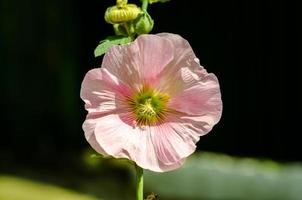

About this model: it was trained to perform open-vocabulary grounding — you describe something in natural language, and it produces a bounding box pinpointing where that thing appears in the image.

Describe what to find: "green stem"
[142,0,148,11]
[136,165,144,200]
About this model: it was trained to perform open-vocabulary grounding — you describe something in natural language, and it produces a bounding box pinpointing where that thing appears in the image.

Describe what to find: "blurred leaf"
[94,36,132,57]
[145,152,302,200]
[0,175,99,200]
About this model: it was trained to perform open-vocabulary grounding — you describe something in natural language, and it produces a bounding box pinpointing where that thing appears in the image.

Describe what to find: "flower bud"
[105,4,141,24]
[133,11,154,35]
[116,0,128,8]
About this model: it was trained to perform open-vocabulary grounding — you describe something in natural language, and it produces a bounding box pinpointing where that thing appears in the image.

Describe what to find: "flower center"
[128,85,170,126]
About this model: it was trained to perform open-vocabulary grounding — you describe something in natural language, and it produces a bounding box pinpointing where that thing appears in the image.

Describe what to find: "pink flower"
[80,33,222,172]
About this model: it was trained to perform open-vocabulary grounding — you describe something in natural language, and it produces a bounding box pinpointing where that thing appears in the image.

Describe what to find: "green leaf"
[0,175,100,200]
[94,36,132,57]
[145,152,302,200]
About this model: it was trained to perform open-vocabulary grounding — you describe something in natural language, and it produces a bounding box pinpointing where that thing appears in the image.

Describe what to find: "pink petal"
[84,112,191,172]
[169,67,222,121]
[150,114,218,170]
[80,68,132,114]
[151,123,196,165]
[92,113,169,172]
[83,114,109,156]
[157,33,198,70]
[135,35,174,80]
[153,33,206,93]
[102,35,174,88]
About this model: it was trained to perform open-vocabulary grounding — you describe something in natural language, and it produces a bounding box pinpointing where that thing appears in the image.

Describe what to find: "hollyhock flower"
[80,33,222,172]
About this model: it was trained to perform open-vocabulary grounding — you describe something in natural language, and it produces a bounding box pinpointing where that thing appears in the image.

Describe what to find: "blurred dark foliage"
[0,0,302,171]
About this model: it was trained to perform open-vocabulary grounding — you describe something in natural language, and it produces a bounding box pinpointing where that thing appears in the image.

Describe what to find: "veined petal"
[102,35,174,88]
[157,33,198,70]
[89,113,164,171]
[85,112,187,172]
[151,123,195,165]
[150,114,218,170]
[153,33,206,93]
[135,35,174,81]
[80,68,133,114]
[169,68,222,119]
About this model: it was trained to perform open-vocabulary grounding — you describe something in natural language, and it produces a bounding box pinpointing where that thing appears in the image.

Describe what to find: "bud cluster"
[104,0,154,37]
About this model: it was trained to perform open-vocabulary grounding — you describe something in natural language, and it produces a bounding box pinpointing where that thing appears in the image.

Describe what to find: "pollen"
[128,85,170,126]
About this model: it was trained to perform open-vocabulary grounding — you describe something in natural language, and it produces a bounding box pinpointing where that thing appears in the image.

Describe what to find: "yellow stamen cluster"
[128,86,170,126]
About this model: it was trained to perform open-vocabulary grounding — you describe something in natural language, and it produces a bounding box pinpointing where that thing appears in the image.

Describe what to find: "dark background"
[1,0,302,171]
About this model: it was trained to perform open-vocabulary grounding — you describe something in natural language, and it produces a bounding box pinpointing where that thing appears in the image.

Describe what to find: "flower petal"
[135,35,174,80]
[90,113,166,171]
[80,68,133,113]
[153,33,205,93]
[102,35,174,88]
[84,112,187,172]
[157,33,197,70]
[151,123,196,165]
[168,67,222,122]
[150,114,217,170]
[83,114,109,156]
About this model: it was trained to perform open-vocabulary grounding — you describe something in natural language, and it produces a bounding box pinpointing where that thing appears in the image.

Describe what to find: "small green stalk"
[136,165,144,200]
[142,0,149,11]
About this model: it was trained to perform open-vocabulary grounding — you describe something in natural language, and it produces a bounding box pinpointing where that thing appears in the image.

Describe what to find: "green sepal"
[90,153,135,166]
[94,35,132,57]
[113,24,128,36]
[133,11,154,35]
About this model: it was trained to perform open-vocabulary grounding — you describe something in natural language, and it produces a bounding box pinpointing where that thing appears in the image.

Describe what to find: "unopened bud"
[105,4,141,24]
[133,11,154,35]
[116,0,127,8]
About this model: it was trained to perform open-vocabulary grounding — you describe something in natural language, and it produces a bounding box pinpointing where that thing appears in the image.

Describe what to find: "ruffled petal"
[135,34,174,81]
[102,34,174,89]
[168,67,222,120]
[80,68,133,114]
[157,33,197,70]
[83,112,187,172]
[83,114,110,156]
[150,113,219,170]
[151,123,195,165]
[91,113,165,171]
[153,33,205,93]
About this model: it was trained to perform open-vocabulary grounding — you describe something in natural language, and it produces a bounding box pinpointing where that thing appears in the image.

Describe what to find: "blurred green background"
[1,0,302,199]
